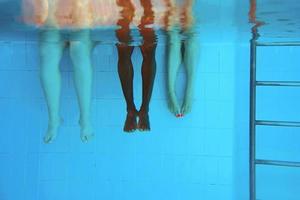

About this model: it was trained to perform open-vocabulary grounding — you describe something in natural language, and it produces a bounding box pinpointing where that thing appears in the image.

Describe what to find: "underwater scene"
[0,0,300,199]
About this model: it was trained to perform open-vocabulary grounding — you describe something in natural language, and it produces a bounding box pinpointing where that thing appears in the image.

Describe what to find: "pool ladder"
[249,39,300,200]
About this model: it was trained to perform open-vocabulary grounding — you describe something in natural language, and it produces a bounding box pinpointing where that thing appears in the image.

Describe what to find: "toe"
[87,134,94,141]
[81,133,94,143]
[43,135,52,144]
[81,135,88,143]
[182,103,192,115]
[139,125,150,132]
[80,133,94,143]
[43,137,49,144]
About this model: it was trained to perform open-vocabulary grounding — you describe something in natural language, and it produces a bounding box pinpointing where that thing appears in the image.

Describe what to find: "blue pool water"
[0,0,300,200]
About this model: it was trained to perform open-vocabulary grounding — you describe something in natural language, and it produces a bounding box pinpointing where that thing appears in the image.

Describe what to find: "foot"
[123,110,138,132]
[79,120,94,143]
[137,111,150,131]
[181,97,193,115]
[43,118,63,144]
[167,96,181,117]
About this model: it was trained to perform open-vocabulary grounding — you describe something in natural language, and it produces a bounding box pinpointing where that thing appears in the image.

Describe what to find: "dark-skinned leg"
[138,0,157,131]
[115,0,138,132]
[116,44,138,132]
[138,41,157,131]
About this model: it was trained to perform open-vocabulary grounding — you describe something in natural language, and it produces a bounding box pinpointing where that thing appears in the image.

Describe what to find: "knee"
[70,43,92,62]
[39,39,62,67]
[70,41,91,53]
[39,42,54,57]
[70,47,93,72]
[117,45,133,60]
[141,43,156,54]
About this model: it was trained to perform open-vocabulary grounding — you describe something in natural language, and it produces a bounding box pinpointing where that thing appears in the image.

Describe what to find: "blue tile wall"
[234,43,300,200]
[0,37,235,200]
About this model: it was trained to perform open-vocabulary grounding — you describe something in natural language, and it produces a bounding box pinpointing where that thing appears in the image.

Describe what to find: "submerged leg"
[116,44,137,132]
[181,32,199,115]
[69,31,94,142]
[115,0,138,132]
[137,0,157,131]
[167,30,182,116]
[138,42,157,131]
[39,30,65,143]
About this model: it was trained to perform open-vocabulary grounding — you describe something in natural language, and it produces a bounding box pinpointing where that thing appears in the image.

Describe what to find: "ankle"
[138,109,149,115]
[79,118,92,127]
[48,118,62,127]
[127,107,138,113]
[127,110,138,117]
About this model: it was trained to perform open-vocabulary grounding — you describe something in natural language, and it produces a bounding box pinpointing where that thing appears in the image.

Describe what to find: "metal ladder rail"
[249,40,300,200]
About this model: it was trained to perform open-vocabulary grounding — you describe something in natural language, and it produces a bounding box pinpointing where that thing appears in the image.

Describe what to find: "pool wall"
[0,35,237,200]
[3,0,300,199]
[234,25,300,200]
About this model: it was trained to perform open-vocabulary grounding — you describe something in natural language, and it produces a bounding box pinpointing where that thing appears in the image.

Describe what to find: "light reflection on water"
[1,0,202,45]
[248,0,300,41]
[0,0,299,42]
[0,0,201,45]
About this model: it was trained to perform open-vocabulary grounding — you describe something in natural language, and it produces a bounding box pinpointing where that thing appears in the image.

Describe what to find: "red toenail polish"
[176,114,180,118]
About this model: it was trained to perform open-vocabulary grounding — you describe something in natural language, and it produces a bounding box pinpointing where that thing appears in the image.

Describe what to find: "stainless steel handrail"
[256,159,300,168]
[256,42,300,46]
[249,39,300,200]
[256,81,300,87]
[255,120,300,127]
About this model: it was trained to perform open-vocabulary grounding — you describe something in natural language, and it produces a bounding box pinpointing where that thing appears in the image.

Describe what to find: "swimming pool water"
[0,0,300,200]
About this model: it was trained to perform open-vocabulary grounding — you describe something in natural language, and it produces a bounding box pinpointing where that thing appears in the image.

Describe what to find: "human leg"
[69,30,94,142]
[115,0,138,132]
[39,30,65,143]
[137,0,157,131]
[167,29,182,116]
[116,44,137,132]
[138,41,157,131]
[181,32,199,115]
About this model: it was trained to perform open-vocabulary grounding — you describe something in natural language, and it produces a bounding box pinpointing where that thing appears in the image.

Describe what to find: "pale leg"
[69,31,94,142]
[167,29,182,116]
[39,30,65,143]
[181,32,199,115]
